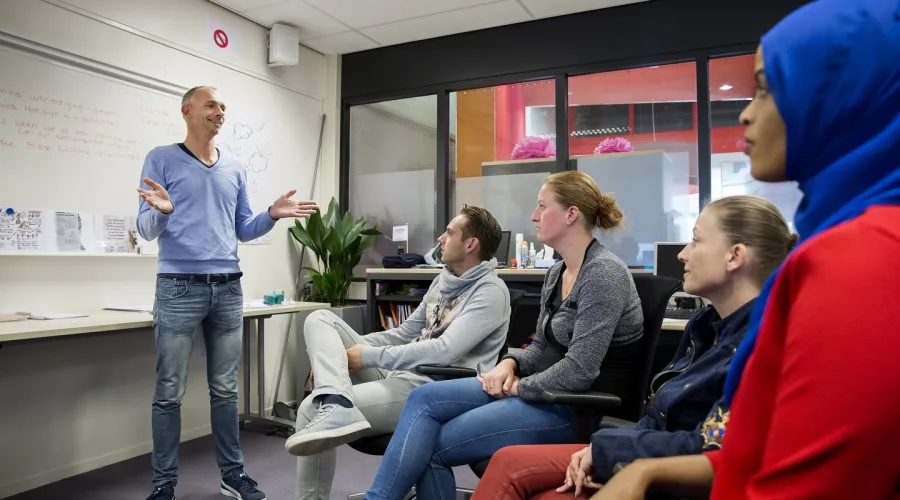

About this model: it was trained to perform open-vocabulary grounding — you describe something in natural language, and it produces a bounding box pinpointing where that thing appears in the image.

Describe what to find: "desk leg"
[238,315,297,433]
[242,318,251,417]
[257,317,265,418]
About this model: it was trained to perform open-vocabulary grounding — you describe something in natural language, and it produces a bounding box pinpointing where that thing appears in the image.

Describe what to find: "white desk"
[0,302,329,431]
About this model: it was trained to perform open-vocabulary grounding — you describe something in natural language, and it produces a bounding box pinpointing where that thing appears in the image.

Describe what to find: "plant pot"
[295,303,367,404]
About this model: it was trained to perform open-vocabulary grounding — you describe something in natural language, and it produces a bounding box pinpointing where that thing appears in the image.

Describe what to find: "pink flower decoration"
[594,137,635,154]
[510,136,556,160]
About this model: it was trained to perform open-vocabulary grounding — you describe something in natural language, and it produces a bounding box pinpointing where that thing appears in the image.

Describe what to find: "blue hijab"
[723,0,900,405]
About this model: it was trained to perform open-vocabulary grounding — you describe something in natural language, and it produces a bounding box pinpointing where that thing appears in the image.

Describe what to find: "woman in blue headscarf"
[589,1,900,499]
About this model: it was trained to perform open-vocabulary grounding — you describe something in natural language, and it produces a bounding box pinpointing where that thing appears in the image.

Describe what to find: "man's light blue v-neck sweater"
[137,144,276,274]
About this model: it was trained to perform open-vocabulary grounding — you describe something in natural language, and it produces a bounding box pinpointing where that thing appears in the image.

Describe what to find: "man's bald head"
[180,86,225,139]
[181,86,217,106]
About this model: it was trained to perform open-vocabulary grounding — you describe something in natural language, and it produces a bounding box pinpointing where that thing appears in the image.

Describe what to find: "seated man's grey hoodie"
[360,258,510,376]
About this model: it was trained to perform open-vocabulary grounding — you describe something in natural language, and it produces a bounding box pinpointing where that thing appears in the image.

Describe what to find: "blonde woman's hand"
[477,358,517,398]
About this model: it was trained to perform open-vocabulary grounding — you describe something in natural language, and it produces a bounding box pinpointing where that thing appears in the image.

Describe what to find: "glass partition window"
[451,79,557,265]
[568,63,699,268]
[348,96,437,275]
[709,55,801,231]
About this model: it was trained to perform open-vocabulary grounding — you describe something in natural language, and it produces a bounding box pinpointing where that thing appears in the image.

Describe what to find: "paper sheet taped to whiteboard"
[0,206,151,255]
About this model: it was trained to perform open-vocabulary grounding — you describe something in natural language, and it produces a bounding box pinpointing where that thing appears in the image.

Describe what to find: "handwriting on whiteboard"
[0,85,183,162]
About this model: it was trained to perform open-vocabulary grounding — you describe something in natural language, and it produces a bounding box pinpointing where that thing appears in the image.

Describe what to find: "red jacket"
[707,205,900,499]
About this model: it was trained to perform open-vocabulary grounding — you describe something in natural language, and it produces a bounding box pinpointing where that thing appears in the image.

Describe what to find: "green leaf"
[308,209,326,243]
[288,224,313,249]
[343,220,366,251]
[323,198,339,231]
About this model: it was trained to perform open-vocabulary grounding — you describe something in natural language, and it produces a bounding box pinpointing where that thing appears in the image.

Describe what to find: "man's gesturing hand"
[268,190,318,220]
[137,177,174,215]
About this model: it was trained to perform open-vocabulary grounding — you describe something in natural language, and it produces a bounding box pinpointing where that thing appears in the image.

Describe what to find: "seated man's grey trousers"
[295,310,431,500]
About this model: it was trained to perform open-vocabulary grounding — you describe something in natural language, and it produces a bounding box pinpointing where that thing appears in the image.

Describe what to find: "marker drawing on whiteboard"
[248,143,270,172]
[231,121,268,141]
[233,122,252,140]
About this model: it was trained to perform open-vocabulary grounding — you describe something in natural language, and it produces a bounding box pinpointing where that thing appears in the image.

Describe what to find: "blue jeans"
[151,275,244,486]
[365,378,575,500]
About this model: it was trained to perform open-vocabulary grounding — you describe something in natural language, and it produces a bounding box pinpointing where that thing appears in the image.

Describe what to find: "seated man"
[286,205,511,500]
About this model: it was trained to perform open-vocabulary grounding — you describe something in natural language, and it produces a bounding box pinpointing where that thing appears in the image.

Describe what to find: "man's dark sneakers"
[147,483,175,500]
[220,470,266,500]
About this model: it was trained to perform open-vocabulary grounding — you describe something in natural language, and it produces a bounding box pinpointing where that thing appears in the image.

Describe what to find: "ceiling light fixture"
[719,84,733,91]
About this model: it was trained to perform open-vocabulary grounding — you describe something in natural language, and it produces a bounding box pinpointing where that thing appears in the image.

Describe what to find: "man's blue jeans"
[365,378,575,500]
[151,275,244,487]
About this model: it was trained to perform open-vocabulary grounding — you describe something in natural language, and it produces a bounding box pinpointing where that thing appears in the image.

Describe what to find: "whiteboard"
[0,42,181,254]
[0,41,277,253]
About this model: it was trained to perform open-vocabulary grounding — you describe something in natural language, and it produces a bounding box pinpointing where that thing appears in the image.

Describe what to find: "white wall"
[0,0,333,497]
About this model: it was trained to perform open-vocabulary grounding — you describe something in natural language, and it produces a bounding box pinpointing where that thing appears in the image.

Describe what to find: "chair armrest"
[541,390,622,409]
[597,416,637,430]
[416,365,478,378]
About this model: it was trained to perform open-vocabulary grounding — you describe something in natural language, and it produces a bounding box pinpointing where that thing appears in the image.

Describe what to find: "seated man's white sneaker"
[285,403,371,456]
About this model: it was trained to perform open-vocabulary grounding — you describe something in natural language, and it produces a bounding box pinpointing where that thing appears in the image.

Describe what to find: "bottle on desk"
[527,243,536,269]
[514,233,524,269]
[519,240,529,269]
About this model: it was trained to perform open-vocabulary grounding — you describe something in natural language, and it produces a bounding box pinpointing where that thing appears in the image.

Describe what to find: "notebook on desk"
[15,311,89,320]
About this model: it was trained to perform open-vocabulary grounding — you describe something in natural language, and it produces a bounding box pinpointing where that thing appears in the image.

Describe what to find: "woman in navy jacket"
[470,195,796,500]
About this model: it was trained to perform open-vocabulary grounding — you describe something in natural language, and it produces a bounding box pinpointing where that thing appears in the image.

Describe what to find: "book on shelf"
[377,302,416,330]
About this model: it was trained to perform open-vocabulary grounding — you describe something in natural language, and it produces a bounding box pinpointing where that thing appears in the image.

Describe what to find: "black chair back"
[504,288,527,355]
[567,273,681,441]
[628,273,682,417]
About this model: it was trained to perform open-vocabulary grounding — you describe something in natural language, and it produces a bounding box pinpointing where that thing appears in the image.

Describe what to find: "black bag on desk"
[381,253,426,268]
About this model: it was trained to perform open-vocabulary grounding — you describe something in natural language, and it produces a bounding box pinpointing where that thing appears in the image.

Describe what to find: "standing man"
[137,86,317,500]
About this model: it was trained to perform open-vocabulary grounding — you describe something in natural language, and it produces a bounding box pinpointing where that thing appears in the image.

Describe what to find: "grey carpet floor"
[8,428,480,500]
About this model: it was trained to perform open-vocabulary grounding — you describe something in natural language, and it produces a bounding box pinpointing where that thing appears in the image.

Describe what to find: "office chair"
[465,273,681,482]
[346,288,528,500]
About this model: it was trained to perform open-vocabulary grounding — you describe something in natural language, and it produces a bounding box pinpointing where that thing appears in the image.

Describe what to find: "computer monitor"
[654,242,687,281]
[496,231,511,266]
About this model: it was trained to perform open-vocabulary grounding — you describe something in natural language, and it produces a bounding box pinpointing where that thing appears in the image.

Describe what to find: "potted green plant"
[289,197,380,307]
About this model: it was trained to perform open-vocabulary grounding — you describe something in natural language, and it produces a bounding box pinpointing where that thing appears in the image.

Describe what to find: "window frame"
[339,46,758,241]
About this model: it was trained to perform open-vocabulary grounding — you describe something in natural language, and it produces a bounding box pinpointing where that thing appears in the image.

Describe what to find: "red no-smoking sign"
[213,29,229,48]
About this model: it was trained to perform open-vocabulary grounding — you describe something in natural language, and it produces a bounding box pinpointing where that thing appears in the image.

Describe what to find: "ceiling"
[209,0,651,54]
